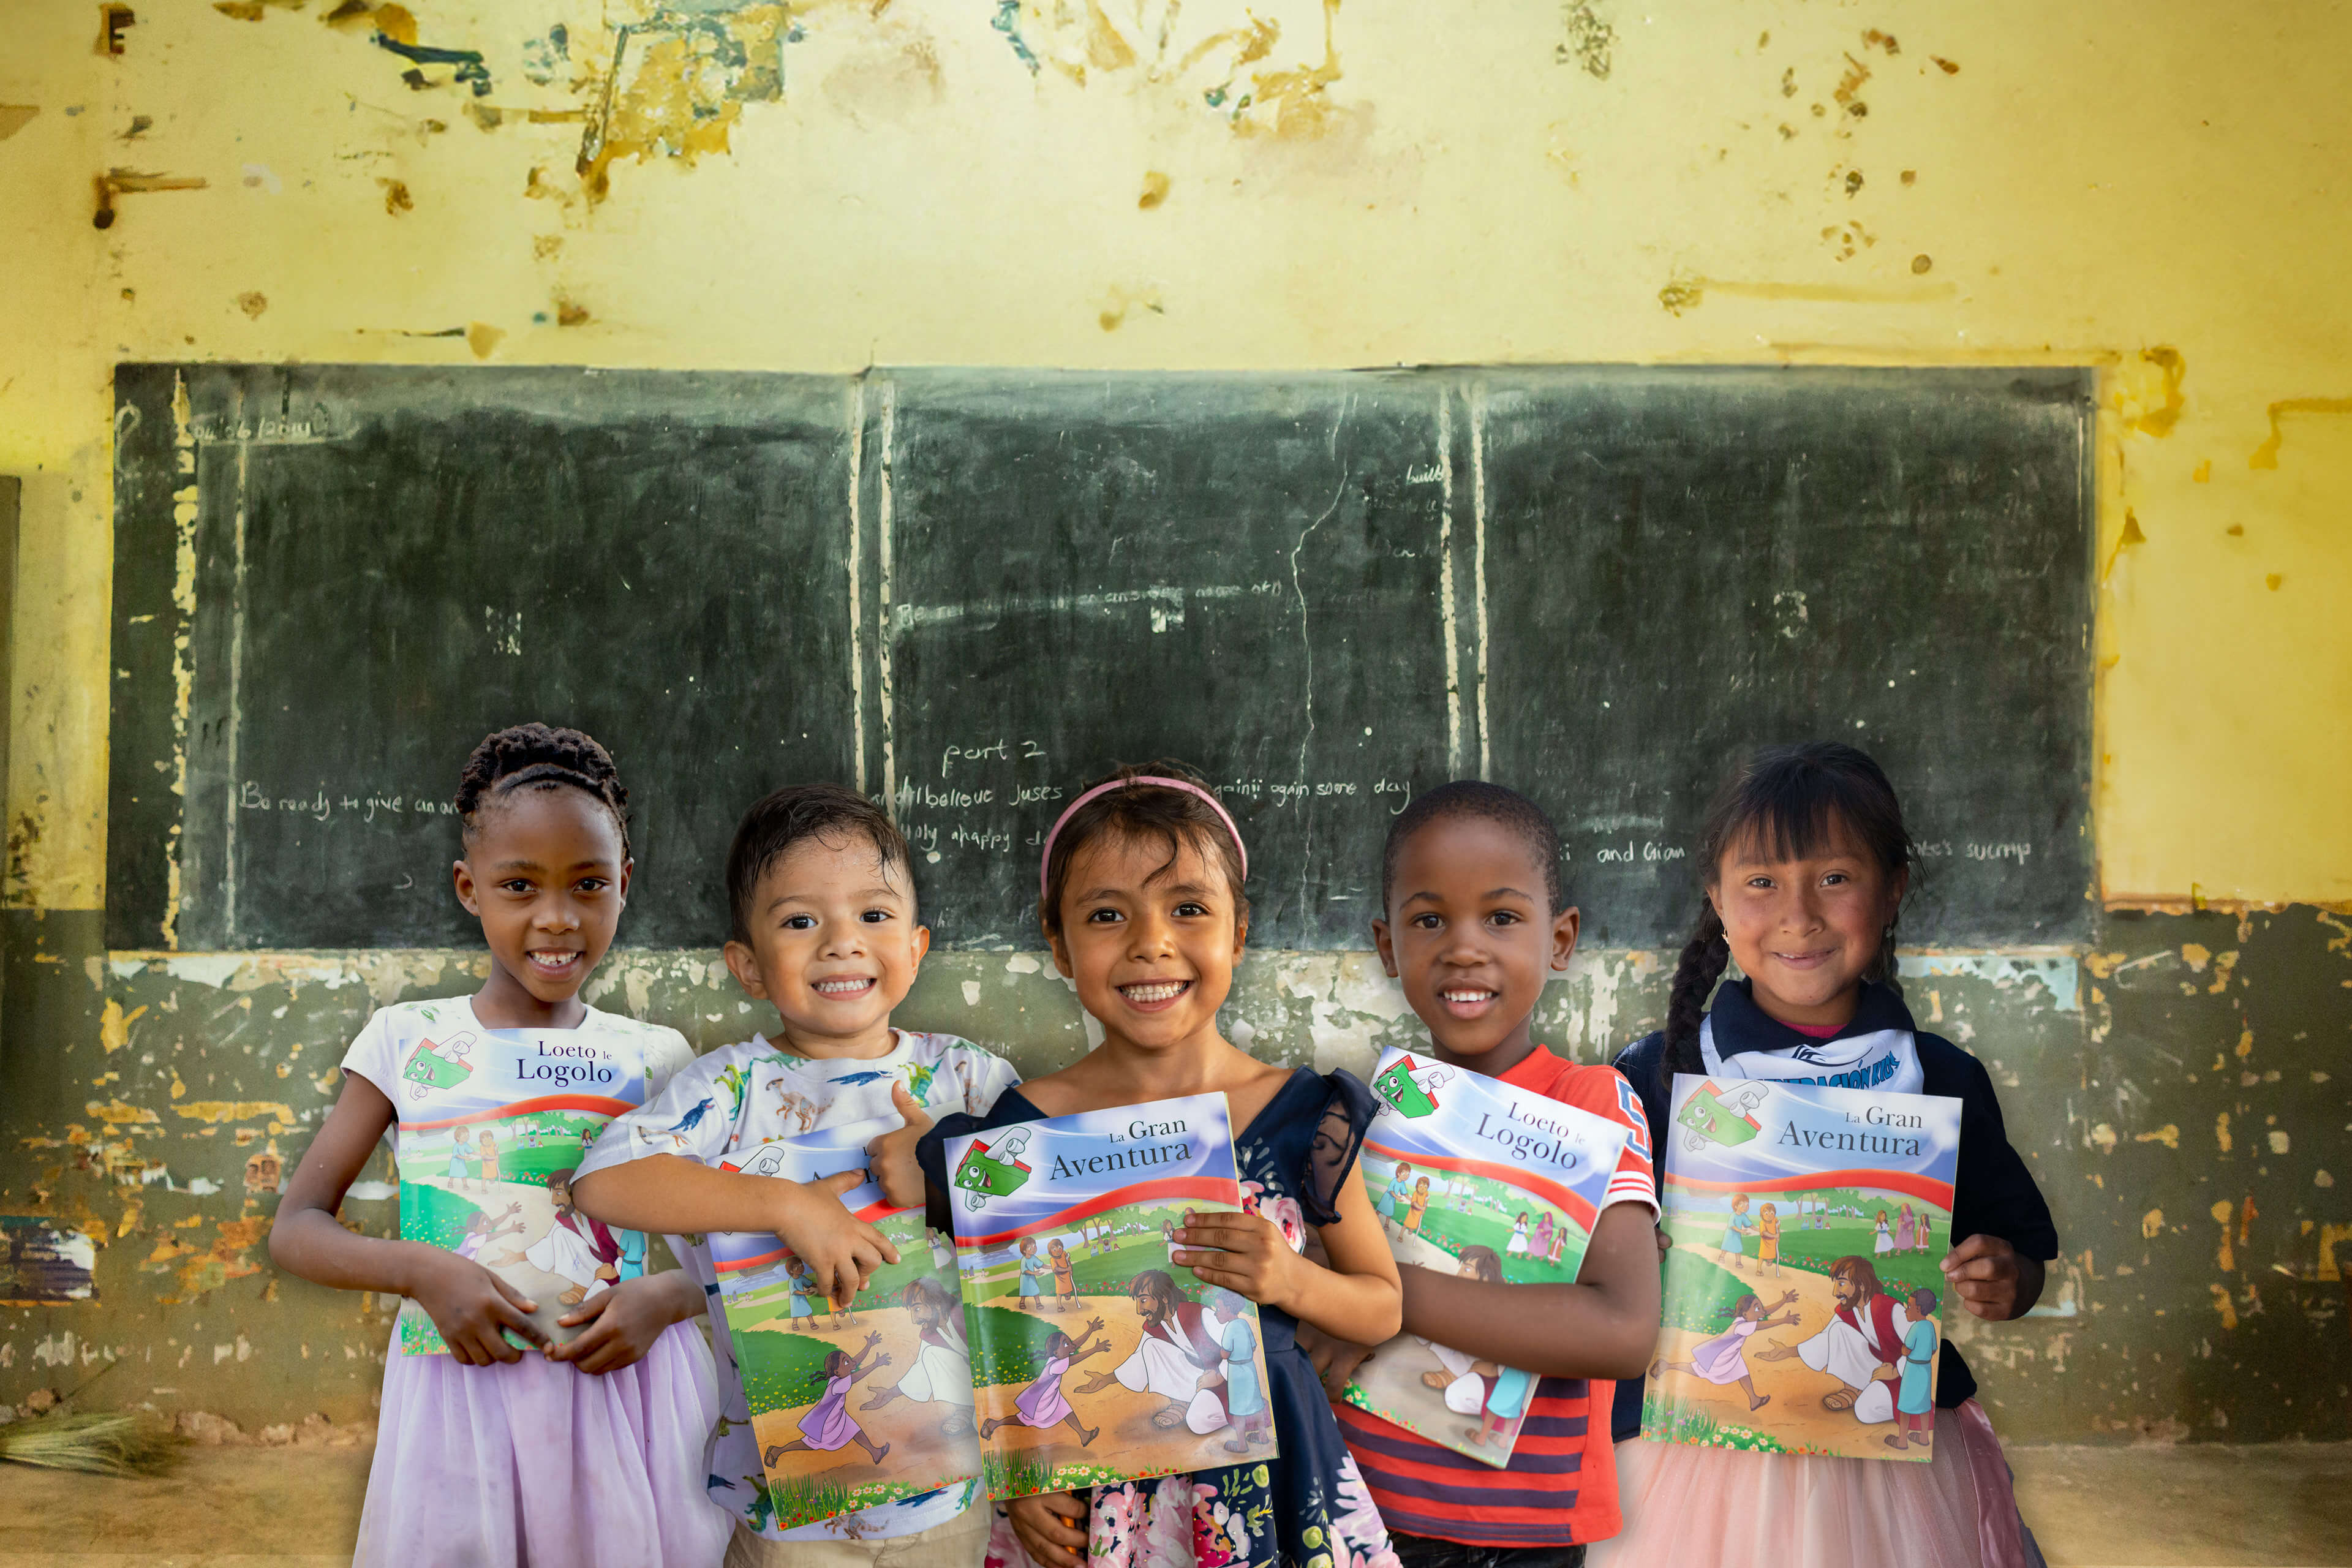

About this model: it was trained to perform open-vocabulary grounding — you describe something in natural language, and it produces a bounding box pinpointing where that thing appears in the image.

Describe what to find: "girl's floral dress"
[935,1069,1401,1568]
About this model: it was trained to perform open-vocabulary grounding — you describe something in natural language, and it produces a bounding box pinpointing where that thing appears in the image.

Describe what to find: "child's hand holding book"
[771,1167,901,1306]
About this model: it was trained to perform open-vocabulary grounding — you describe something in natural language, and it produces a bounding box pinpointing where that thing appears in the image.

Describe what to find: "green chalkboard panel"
[108,365,856,951]
[872,371,1459,948]
[109,364,2092,955]
[1474,368,2093,946]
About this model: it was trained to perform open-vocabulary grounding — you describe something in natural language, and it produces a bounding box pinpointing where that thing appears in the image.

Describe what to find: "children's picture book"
[1642,1073,1962,1462]
[388,1003,666,1353]
[708,1117,982,1532]
[1343,1046,1631,1466]
[943,1093,1280,1500]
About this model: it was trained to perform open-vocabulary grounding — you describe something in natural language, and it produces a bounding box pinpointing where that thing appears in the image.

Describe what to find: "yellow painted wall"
[3,0,2348,910]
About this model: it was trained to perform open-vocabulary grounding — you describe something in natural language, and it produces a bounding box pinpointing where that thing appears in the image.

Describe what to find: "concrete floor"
[0,1442,2342,1566]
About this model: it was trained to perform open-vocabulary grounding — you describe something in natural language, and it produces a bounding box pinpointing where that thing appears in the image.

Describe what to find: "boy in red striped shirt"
[1309,782,1661,1568]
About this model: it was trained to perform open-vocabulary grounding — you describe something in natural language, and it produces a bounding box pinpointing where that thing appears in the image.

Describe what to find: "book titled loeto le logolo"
[942,1093,1280,1500]
[1643,1074,1962,1463]
[1344,1046,1630,1466]
[708,1117,981,1531]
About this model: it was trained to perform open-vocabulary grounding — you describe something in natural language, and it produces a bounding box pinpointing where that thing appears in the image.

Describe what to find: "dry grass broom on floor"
[0,1411,186,1477]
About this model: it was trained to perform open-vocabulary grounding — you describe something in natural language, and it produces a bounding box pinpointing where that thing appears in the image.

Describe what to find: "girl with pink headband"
[902,760,1404,1568]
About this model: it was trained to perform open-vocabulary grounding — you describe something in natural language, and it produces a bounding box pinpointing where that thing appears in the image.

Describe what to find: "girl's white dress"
[342,1000,730,1568]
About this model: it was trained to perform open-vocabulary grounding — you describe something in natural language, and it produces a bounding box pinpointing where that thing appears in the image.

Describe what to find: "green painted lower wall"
[2,908,2345,1442]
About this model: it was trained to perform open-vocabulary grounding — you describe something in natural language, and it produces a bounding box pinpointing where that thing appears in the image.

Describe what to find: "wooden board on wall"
[108,364,2092,953]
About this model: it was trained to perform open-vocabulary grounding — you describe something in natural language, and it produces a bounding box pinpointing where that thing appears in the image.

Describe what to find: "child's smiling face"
[453,785,631,1025]
[1709,812,1905,1029]
[1374,813,1578,1071]
[1047,828,1244,1057]
[723,832,929,1059]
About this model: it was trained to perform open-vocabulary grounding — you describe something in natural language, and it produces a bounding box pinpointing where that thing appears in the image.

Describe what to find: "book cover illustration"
[709,1117,982,1532]
[1343,1046,1630,1466]
[391,1010,655,1353]
[1643,1073,1962,1462]
[943,1093,1279,1499]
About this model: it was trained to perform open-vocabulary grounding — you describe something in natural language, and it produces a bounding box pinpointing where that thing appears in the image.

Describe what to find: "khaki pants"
[725,1501,992,1568]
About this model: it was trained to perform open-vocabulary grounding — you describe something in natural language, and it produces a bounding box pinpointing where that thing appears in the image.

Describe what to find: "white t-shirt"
[578,1028,1020,1543]
[339,997,695,1356]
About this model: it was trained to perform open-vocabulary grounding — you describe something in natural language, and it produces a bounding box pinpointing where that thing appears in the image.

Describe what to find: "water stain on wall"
[577,4,790,200]
[2248,396,2352,469]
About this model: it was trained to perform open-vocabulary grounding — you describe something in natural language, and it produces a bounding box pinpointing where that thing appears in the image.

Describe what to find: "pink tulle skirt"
[355,1321,732,1568]
[1586,1401,2041,1568]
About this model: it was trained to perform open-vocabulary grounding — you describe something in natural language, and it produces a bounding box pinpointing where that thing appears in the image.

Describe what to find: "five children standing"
[272,727,2056,1568]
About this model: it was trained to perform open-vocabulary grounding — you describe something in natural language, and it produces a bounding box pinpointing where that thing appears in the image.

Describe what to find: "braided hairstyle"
[454,722,631,858]
[1657,741,1915,1094]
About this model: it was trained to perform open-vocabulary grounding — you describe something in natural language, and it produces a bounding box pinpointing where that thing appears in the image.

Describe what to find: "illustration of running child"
[454,1201,527,1262]
[1379,1160,1414,1238]
[1204,1287,1270,1455]
[1016,1235,1050,1311]
[978,1319,1111,1449]
[1049,1237,1077,1313]
[764,1333,894,1467]
[1721,1192,1756,1271]
[1403,1175,1433,1237]
[860,1276,976,1436]
[1887,1287,1939,1451]
[1757,1201,1782,1278]
[1649,1289,1802,1412]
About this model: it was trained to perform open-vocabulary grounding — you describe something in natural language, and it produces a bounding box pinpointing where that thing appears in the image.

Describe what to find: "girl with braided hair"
[271,723,734,1566]
[1592,742,2057,1568]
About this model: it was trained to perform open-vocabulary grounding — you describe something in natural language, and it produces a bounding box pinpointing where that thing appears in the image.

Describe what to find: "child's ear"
[723,940,772,1001]
[910,923,932,968]
[1549,905,1581,972]
[1044,923,1074,979]
[452,859,480,916]
[615,856,633,905]
[1371,917,1398,978]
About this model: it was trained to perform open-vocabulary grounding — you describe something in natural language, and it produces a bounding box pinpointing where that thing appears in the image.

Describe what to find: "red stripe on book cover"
[1665,1167,1954,1208]
[952,1175,1239,1248]
[711,1201,913,1274]
[1360,1140,1603,1231]
[396,1093,635,1133]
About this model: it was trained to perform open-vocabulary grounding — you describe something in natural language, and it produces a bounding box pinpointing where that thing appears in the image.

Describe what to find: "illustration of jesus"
[1076,1269,1231,1434]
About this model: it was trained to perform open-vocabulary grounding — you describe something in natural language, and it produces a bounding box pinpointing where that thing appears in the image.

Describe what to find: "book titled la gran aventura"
[1643,1074,1962,1463]
[708,1117,981,1531]
[942,1092,1280,1500]
[1344,1046,1630,1466]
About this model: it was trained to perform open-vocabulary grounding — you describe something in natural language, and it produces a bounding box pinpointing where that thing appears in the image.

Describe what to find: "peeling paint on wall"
[578,5,791,200]
[0,1219,98,1304]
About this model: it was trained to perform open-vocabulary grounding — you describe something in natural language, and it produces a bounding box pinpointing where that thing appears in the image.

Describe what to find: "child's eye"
[1489,910,1521,927]
[1409,913,1442,930]
[499,879,533,895]
[1746,875,1775,891]
[1174,901,1208,918]
[860,908,894,924]
[782,914,817,930]
[576,878,609,894]
[1821,872,1850,886]
[1085,907,1123,925]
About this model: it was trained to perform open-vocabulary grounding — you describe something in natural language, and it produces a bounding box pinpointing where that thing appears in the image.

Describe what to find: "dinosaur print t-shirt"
[578,1028,1019,1544]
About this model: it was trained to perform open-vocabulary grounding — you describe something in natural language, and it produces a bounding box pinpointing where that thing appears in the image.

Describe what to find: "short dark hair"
[1038,760,1248,938]
[1381,779,1565,913]
[455,722,630,856]
[724,783,913,945]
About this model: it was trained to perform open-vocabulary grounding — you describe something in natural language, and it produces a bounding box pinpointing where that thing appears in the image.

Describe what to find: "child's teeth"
[1125,981,1186,1002]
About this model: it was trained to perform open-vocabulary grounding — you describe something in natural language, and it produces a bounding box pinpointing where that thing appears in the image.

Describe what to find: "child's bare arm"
[570,1156,899,1303]
[1176,1173,1403,1346]
[268,1074,548,1365]
[1393,1202,1662,1380]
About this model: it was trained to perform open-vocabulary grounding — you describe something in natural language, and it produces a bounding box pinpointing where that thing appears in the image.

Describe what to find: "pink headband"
[1038,777,1249,903]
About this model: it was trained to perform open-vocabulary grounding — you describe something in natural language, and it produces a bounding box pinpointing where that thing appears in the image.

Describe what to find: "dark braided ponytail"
[455,722,631,857]
[1657,741,1916,1095]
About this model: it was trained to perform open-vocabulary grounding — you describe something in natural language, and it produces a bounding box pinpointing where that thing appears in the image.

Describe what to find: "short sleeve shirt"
[339,998,695,1356]
[578,1028,1019,1543]
[1335,1046,1657,1548]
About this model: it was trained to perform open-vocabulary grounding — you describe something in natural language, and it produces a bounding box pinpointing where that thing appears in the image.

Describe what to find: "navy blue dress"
[919,1068,1403,1568]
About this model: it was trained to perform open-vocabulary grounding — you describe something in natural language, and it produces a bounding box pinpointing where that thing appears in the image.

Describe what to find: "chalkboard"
[108,365,857,951]
[110,364,2092,953]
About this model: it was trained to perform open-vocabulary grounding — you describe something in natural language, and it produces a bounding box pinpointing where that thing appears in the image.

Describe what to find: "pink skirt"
[1587,1400,2039,1568]
[356,1321,732,1568]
